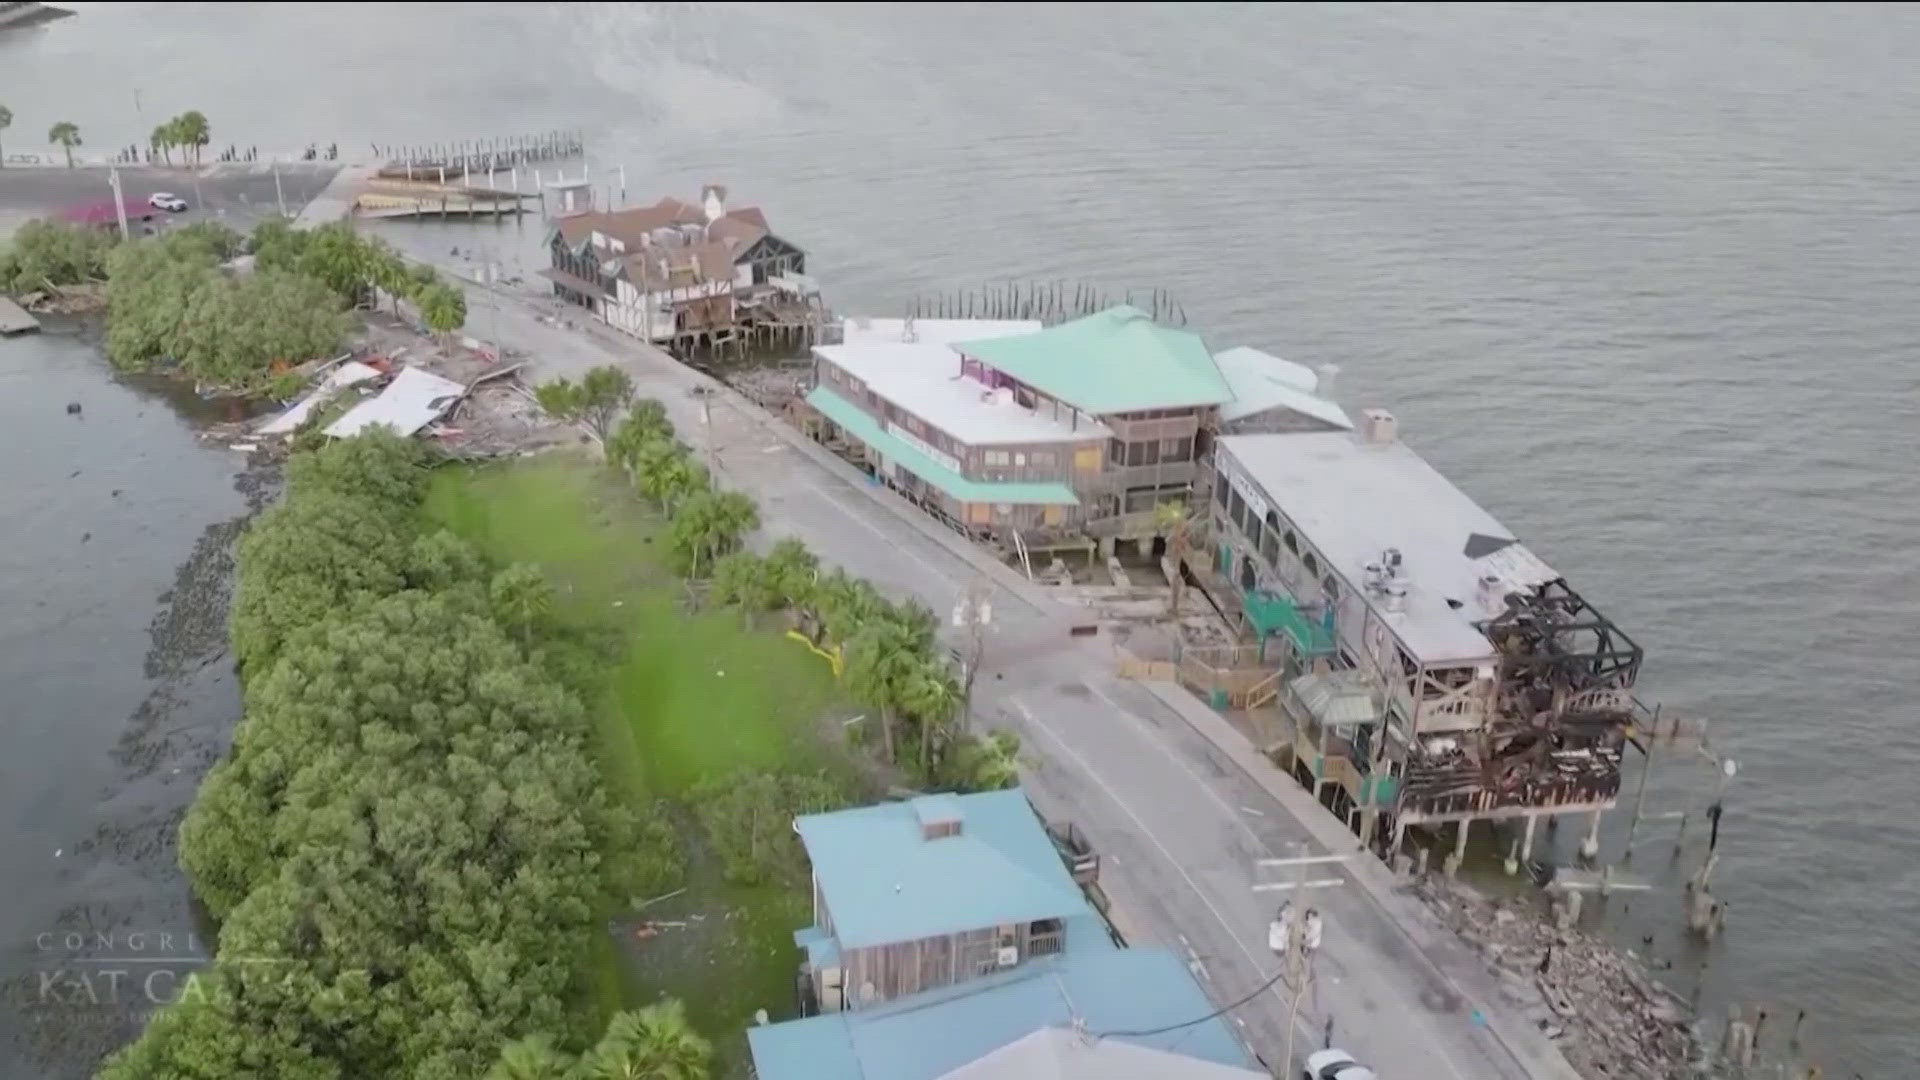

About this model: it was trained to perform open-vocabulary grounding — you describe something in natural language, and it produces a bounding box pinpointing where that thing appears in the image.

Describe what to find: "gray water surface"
[4,4,1917,1075]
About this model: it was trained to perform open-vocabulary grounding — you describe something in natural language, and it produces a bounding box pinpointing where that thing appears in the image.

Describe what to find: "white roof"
[1213,346,1352,429]
[937,1027,1265,1080]
[816,339,1111,446]
[1219,430,1560,664]
[324,366,467,439]
[257,361,382,435]
[840,317,1041,349]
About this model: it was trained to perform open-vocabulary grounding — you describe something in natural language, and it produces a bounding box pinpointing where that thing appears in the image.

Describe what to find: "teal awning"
[807,386,1079,506]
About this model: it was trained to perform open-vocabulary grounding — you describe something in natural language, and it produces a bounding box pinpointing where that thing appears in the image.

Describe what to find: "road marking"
[1241,806,1265,817]
[1010,697,1294,1021]
[1253,879,1347,892]
[1078,680,1478,1080]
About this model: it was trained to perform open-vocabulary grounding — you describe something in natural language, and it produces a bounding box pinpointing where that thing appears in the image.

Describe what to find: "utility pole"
[107,167,131,241]
[1256,845,1348,1074]
[950,579,994,728]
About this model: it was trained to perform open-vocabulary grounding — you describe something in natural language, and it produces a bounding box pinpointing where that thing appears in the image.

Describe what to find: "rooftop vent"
[912,795,963,840]
[1361,408,1397,445]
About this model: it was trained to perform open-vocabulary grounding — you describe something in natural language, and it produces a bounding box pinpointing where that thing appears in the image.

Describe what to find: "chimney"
[1361,408,1398,445]
[912,796,963,840]
[701,183,728,223]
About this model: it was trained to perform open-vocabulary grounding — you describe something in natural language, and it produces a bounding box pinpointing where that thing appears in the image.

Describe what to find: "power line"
[1093,964,1292,1040]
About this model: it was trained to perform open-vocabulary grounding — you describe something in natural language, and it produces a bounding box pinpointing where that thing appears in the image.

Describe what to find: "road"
[451,276,1573,1080]
[0,162,339,239]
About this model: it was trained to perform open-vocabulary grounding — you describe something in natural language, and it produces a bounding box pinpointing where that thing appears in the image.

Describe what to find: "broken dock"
[0,296,43,336]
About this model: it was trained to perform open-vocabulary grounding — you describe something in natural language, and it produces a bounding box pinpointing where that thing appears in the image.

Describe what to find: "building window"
[984,450,1011,467]
[1228,487,1246,529]
[1303,551,1319,577]
[1162,437,1192,463]
[1109,438,1126,465]
[1028,451,1054,470]
[1284,529,1299,555]
[1215,472,1229,508]
[1014,452,1027,467]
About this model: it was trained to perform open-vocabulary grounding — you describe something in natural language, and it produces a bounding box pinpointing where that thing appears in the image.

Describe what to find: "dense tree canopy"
[104,224,348,392]
[536,366,636,442]
[108,431,632,1078]
[0,218,117,294]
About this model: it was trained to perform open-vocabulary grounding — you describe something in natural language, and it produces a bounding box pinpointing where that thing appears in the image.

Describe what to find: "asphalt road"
[447,276,1566,1080]
[0,162,339,239]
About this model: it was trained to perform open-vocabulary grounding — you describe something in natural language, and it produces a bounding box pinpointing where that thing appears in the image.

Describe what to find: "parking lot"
[0,162,340,240]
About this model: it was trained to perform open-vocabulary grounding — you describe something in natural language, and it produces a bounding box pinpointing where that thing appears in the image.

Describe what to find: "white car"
[148,193,188,212]
[1304,1048,1378,1080]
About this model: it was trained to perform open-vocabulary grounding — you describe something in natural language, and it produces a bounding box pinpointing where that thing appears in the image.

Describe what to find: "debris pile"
[1412,877,1717,1080]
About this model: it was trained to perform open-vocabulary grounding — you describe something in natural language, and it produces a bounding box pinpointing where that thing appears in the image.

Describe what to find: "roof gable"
[951,306,1234,416]
[795,789,1091,948]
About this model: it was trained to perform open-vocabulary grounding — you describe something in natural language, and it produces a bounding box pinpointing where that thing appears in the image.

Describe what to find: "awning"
[1288,671,1383,727]
[538,266,609,298]
[806,386,1078,506]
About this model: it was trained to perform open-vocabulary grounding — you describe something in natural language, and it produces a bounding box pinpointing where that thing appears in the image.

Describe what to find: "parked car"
[1304,1048,1378,1080]
[148,193,188,212]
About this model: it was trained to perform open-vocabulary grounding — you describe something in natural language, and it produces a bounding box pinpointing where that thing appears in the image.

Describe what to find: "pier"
[378,129,584,176]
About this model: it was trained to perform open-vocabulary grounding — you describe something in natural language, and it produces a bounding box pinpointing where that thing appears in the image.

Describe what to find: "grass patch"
[424,451,860,1071]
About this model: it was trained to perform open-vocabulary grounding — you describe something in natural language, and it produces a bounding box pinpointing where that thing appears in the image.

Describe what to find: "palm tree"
[845,615,927,764]
[173,110,210,167]
[0,104,13,168]
[710,551,779,628]
[419,283,466,340]
[490,563,554,648]
[1154,500,1196,619]
[667,489,759,578]
[634,440,707,516]
[898,659,962,777]
[149,123,171,166]
[627,398,675,443]
[764,537,819,611]
[47,122,81,168]
[580,1001,711,1080]
[484,1034,573,1080]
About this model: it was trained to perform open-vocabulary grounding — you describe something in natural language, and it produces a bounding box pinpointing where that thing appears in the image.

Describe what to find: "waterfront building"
[542,184,818,350]
[748,789,1261,1080]
[1209,415,1646,857]
[805,306,1350,550]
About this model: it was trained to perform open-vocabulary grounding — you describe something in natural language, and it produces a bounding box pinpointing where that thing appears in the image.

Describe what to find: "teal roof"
[747,948,1255,1080]
[951,306,1234,415]
[807,387,1079,505]
[796,789,1091,949]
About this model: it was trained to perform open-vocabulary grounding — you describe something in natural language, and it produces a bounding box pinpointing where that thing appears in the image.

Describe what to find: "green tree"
[940,730,1023,792]
[844,616,921,764]
[666,489,758,578]
[0,218,117,294]
[149,121,173,167]
[897,658,962,777]
[578,1001,711,1080]
[295,221,374,303]
[250,215,309,272]
[630,439,708,516]
[47,121,80,168]
[606,400,675,476]
[173,109,210,167]
[764,537,820,611]
[492,562,556,648]
[708,551,781,627]
[419,281,467,337]
[536,366,634,443]
[176,267,349,391]
[0,103,12,168]
[485,1035,572,1080]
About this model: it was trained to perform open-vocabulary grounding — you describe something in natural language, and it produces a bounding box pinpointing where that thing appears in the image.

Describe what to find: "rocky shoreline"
[1412,877,1732,1080]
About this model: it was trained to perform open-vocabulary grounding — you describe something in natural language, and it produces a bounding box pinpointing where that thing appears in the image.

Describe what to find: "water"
[5,4,1918,1075]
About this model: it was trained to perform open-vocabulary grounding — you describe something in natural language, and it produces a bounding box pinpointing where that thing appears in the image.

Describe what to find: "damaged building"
[1208,411,1646,860]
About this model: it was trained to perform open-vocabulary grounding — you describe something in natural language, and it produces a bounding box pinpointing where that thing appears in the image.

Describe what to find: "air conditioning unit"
[995,946,1019,968]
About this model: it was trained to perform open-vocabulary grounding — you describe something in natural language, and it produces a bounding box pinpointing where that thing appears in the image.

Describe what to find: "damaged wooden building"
[542,184,821,355]
[1208,411,1647,866]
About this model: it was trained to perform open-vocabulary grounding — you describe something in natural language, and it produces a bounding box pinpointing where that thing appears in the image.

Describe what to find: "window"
[1261,528,1279,566]
[1014,452,1027,467]
[1215,472,1229,508]
[1161,437,1192,463]
[1125,440,1159,467]
[1284,530,1299,555]
[1228,487,1247,529]
[984,450,1011,467]
[1109,438,1126,465]
[1304,551,1319,576]
[1028,451,1054,470]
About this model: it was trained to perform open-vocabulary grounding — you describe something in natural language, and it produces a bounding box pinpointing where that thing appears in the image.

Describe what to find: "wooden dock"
[0,297,42,336]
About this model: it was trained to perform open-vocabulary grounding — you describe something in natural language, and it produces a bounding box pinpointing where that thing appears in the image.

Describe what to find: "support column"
[1580,810,1603,861]
[1521,813,1539,861]
[1445,817,1470,877]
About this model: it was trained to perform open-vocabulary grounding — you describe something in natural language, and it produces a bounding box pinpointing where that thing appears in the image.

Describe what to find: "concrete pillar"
[1555,889,1584,929]
[1521,813,1539,862]
[1136,535,1153,560]
[1503,838,1520,877]
[1444,818,1470,877]
[1580,810,1603,861]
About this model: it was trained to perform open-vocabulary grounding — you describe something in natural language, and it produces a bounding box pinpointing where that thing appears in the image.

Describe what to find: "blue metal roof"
[796,789,1092,949]
[746,947,1255,1080]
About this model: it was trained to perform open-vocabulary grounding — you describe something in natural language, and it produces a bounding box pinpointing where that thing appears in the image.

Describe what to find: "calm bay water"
[4,4,1917,1075]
